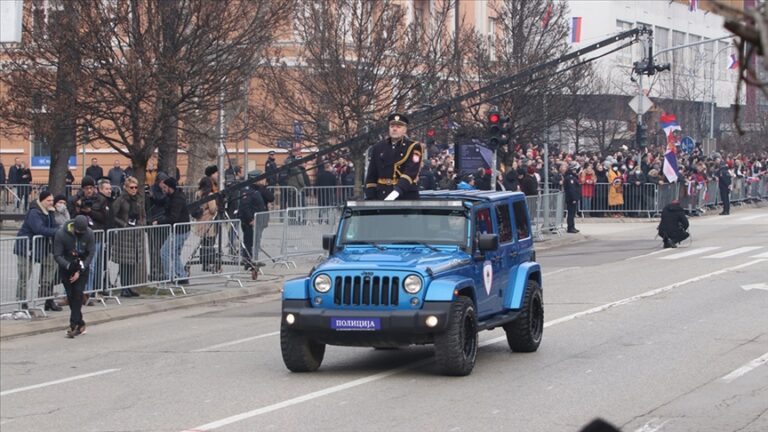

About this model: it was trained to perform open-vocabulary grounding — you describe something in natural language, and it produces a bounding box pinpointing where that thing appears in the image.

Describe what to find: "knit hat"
[81,176,96,187]
[54,194,67,204]
[162,177,177,190]
[39,191,52,202]
[205,165,218,177]
[73,215,89,234]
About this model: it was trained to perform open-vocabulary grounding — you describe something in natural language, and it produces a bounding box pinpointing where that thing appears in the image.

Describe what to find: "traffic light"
[486,108,510,150]
[635,123,646,148]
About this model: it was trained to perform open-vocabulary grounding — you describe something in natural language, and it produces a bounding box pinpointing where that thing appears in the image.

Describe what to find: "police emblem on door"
[483,260,493,295]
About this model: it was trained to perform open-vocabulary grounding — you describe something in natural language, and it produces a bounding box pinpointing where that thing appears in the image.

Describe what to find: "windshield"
[340,208,468,247]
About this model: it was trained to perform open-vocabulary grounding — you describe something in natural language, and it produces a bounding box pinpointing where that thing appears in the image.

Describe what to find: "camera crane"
[188,27,650,213]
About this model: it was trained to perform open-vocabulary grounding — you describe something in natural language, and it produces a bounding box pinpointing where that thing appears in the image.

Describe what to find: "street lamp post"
[710,45,733,139]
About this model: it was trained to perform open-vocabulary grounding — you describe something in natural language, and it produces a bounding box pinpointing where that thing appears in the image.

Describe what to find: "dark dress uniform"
[716,163,731,215]
[365,136,423,200]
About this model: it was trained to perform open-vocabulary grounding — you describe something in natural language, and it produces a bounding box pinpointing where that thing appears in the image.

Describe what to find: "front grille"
[333,275,400,306]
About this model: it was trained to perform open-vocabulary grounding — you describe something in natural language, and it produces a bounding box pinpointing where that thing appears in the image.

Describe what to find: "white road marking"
[193,332,280,352]
[703,246,763,259]
[751,251,768,259]
[625,248,674,261]
[738,214,768,221]
[182,259,766,431]
[634,418,671,432]
[542,267,579,277]
[0,369,120,397]
[741,283,768,292]
[660,247,720,260]
[721,352,768,383]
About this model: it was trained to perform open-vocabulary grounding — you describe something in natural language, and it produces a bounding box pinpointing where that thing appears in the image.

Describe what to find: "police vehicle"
[280,190,543,376]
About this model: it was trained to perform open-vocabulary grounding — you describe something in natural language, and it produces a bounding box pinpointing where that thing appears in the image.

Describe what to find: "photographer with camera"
[111,176,146,296]
[53,216,95,338]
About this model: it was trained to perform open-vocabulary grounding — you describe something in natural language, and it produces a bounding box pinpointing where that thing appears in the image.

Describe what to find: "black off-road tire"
[280,324,325,372]
[504,280,543,352]
[434,296,478,376]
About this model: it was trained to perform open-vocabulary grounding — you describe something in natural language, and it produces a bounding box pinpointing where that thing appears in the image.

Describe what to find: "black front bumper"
[281,300,452,346]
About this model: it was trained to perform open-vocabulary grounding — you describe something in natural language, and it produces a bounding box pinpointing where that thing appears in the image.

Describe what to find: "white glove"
[384,191,400,201]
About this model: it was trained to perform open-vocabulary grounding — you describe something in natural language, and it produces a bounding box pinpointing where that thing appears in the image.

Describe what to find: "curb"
[0,284,282,340]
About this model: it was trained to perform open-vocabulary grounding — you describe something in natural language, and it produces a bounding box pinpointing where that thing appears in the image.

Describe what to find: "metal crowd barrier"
[0,236,31,317]
[300,186,360,207]
[253,206,341,268]
[525,191,564,239]
[104,224,172,299]
[169,219,244,292]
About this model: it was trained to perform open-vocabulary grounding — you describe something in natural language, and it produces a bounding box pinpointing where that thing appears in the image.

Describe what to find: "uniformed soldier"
[365,113,423,200]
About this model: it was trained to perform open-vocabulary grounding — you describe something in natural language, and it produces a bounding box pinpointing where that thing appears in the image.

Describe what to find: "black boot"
[129,289,140,297]
[45,299,62,312]
[121,289,134,297]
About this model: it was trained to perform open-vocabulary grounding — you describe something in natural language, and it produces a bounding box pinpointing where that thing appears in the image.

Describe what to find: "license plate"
[331,317,381,331]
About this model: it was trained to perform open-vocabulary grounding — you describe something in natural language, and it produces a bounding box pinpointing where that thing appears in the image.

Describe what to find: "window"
[495,203,513,243]
[688,34,702,77]
[672,31,686,74]
[512,201,530,240]
[31,0,63,39]
[488,17,497,61]
[718,41,729,81]
[655,27,670,64]
[616,20,633,62]
[635,22,652,61]
[703,41,714,80]
[475,208,493,235]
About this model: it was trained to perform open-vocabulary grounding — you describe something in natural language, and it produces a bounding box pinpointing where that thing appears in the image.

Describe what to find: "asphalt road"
[1,209,767,432]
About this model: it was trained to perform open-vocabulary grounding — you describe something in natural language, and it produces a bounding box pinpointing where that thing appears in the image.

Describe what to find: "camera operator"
[53,216,95,338]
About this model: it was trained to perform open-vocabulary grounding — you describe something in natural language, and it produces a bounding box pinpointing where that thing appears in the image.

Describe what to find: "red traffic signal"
[488,113,500,124]
[426,128,436,137]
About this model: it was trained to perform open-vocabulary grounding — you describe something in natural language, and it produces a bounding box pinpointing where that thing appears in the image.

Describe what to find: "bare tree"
[255,0,459,186]
[455,0,590,165]
[1,0,292,191]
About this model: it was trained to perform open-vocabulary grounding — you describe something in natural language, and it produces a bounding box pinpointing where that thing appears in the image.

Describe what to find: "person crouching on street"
[658,200,690,249]
[53,215,95,338]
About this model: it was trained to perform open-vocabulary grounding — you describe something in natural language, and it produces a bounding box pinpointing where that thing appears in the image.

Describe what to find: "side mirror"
[322,234,336,253]
[477,233,499,252]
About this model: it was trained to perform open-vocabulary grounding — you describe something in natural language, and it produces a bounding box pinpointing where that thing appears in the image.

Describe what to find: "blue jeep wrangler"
[280,190,543,376]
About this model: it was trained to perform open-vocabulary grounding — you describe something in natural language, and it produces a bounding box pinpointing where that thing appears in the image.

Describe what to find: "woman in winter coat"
[579,164,596,216]
[193,176,219,272]
[593,163,609,217]
[607,164,624,217]
[110,176,146,297]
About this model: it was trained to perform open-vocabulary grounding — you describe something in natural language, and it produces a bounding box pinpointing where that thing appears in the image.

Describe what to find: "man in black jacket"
[239,170,275,264]
[153,177,191,284]
[658,200,689,248]
[53,216,95,338]
[716,161,732,215]
[563,162,582,234]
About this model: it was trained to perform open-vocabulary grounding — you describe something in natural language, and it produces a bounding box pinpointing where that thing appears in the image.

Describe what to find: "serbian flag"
[571,17,582,43]
[542,2,553,29]
[660,112,680,182]
[728,53,739,70]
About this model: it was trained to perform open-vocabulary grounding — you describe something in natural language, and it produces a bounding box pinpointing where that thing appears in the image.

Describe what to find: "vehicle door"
[511,198,534,263]
[472,205,501,317]
[489,200,515,312]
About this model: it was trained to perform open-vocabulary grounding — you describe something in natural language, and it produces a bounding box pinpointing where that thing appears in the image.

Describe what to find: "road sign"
[628,95,653,115]
[681,136,695,154]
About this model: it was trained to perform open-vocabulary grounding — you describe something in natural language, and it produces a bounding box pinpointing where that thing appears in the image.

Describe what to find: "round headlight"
[313,274,332,293]
[403,275,422,294]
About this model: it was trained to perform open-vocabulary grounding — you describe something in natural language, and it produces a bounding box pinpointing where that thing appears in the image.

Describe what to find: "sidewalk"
[0,231,588,340]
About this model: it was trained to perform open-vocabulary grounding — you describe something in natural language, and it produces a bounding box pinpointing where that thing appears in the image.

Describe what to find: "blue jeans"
[87,242,103,293]
[161,231,190,281]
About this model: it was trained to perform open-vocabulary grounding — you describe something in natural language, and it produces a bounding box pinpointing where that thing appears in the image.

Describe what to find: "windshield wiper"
[344,241,385,251]
[391,241,440,252]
